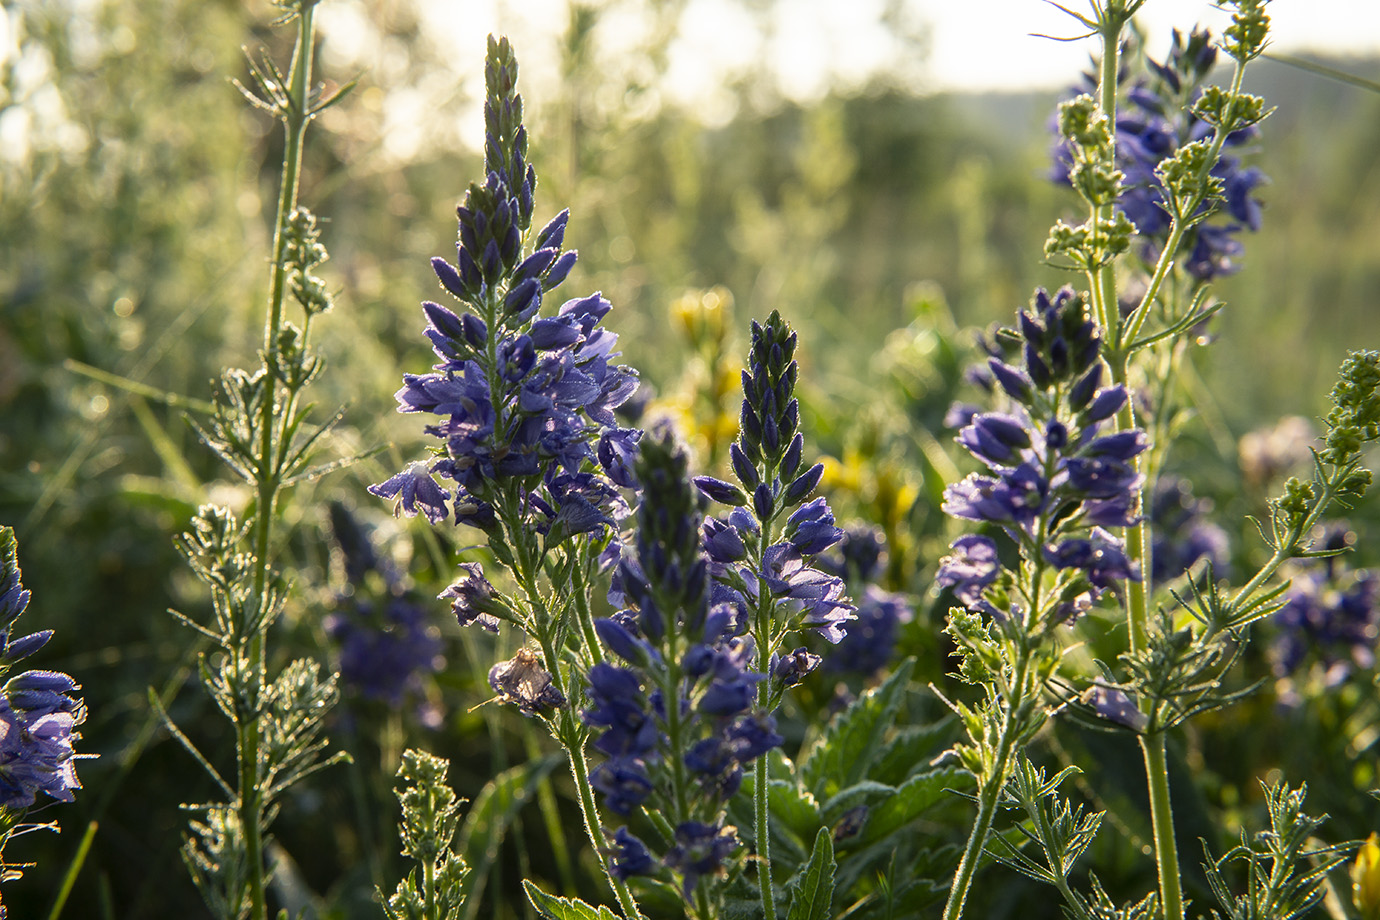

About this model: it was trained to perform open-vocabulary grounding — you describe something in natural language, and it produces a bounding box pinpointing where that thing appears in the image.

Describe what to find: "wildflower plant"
[374,34,647,919]
[583,426,774,916]
[156,3,352,918]
[933,3,1380,920]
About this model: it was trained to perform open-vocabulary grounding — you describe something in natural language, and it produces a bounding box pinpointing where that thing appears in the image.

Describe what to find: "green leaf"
[820,781,896,826]
[770,779,824,845]
[870,718,959,787]
[732,772,822,863]
[802,659,915,799]
[521,880,621,920]
[857,767,970,848]
[786,827,836,920]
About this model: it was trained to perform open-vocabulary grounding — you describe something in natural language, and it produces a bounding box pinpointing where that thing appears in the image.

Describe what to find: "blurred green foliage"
[1,0,1376,916]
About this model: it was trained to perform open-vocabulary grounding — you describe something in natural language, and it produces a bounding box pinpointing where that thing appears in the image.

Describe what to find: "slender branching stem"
[1082,16,1188,919]
[1088,15,1122,337]
[241,8,315,919]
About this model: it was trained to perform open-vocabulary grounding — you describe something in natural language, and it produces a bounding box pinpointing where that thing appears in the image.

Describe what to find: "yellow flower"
[1356,832,1380,920]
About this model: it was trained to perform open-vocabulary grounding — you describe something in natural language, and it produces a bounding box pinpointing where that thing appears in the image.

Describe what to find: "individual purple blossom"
[771,646,821,688]
[1086,684,1149,733]
[598,427,643,488]
[438,562,506,633]
[942,465,1048,527]
[665,822,739,896]
[937,535,1001,607]
[958,412,1033,467]
[368,461,450,525]
[1044,527,1141,591]
[785,498,844,556]
[609,827,656,881]
[590,757,655,815]
[749,545,855,644]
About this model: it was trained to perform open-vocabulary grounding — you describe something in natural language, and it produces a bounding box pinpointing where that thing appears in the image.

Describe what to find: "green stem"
[755,752,775,920]
[423,848,438,920]
[570,556,606,667]
[751,525,779,920]
[1140,734,1183,920]
[941,645,1034,920]
[1088,16,1122,336]
[563,711,647,920]
[532,600,645,920]
[1029,790,1083,917]
[242,9,315,920]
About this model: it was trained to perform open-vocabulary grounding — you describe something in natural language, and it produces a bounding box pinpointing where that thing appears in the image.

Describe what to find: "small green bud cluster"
[1044,213,1135,271]
[1323,350,1380,467]
[1193,86,1270,133]
[1058,96,1123,208]
[1222,0,1271,62]
[1155,140,1225,218]
[284,207,333,317]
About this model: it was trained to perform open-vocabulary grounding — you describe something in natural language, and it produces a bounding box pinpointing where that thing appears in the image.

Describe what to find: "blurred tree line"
[1,0,1376,916]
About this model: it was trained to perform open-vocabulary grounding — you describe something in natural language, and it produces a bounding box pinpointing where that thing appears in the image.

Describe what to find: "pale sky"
[927,0,1380,91]
[388,0,1380,96]
[309,0,1380,159]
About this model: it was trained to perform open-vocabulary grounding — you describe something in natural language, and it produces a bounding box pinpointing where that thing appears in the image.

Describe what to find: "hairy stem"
[1140,733,1182,920]
[530,590,645,920]
[751,522,779,920]
[562,711,646,920]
